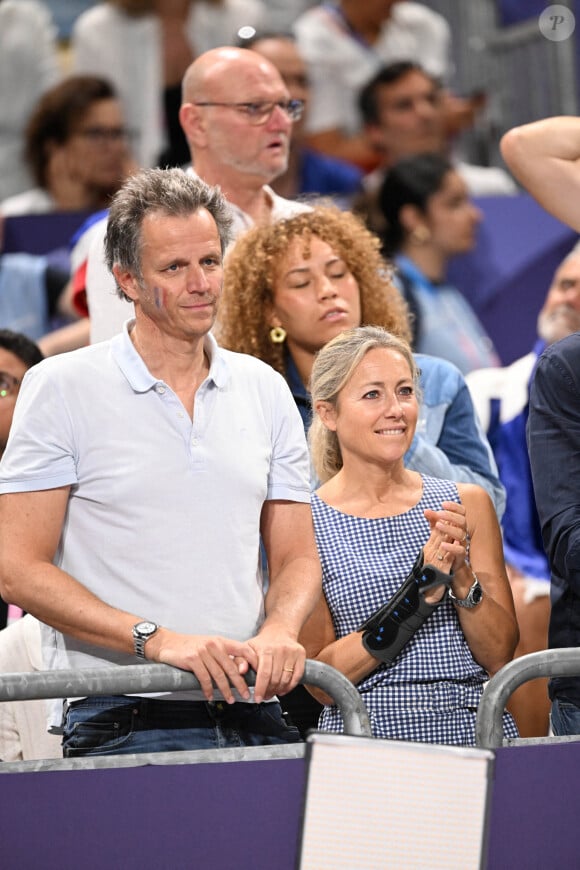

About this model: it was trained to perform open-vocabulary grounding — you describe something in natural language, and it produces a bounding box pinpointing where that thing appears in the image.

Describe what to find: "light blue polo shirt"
[0,322,311,681]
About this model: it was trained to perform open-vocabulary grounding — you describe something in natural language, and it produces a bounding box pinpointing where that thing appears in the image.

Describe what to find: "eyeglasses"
[75,126,135,145]
[193,99,304,125]
[0,371,21,399]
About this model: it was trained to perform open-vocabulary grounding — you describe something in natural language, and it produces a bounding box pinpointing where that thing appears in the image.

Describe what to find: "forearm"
[310,631,378,705]
[2,559,141,657]
[502,117,580,166]
[3,556,262,703]
[262,555,322,639]
[0,489,138,654]
[309,512,458,702]
[450,564,518,675]
[501,118,580,230]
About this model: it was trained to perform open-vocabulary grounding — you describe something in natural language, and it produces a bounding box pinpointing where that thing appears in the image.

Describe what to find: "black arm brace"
[358,551,454,665]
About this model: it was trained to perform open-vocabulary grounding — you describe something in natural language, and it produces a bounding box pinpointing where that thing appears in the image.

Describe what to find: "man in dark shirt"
[528,330,580,735]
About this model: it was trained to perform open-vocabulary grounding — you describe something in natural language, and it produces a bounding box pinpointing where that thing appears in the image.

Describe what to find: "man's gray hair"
[104,167,233,298]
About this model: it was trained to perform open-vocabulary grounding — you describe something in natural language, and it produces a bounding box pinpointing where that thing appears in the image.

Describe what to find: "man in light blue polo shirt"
[0,167,322,757]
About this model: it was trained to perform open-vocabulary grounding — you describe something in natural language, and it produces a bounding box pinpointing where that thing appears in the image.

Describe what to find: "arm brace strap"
[358,551,453,665]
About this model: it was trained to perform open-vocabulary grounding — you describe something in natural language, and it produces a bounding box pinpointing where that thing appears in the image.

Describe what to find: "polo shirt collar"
[110,319,230,392]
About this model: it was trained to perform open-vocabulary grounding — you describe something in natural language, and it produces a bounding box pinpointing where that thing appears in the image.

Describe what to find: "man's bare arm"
[501,117,580,231]
[0,489,258,703]
[251,499,322,703]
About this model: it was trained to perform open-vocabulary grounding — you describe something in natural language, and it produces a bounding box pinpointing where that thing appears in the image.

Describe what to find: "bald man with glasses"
[180,46,307,229]
[79,47,311,343]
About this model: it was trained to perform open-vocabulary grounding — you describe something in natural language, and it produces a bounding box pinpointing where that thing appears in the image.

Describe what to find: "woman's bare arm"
[452,484,519,674]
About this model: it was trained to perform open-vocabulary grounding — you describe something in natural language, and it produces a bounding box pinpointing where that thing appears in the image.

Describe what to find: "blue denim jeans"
[550,697,580,736]
[62,695,302,758]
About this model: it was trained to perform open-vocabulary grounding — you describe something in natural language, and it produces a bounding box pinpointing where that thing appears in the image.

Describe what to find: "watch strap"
[449,575,483,609]
[132,621,159,659]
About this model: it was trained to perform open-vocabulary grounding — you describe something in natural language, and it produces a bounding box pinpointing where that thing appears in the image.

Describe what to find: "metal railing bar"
[0,742,307,775]
[476,648,580,749]
[0,659,372,738]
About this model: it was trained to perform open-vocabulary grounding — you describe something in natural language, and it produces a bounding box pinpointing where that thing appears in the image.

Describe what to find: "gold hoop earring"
[411,226,431,244]
[269,326,287,344]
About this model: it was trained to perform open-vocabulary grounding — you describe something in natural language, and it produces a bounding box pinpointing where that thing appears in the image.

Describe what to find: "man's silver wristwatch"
[449,576,483,609]
[132,621,159,659]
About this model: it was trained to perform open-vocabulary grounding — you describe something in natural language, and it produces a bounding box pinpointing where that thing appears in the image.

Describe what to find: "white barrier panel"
[298,733,494,870]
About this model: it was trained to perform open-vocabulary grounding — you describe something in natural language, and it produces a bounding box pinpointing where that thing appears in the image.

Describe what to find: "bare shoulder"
[456,482,495,516]
[457,481,490,502]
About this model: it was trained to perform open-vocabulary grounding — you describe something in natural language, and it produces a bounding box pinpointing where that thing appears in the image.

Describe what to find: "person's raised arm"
[251,499,322,704]
[500,117,580,231]
[0,488,259,704]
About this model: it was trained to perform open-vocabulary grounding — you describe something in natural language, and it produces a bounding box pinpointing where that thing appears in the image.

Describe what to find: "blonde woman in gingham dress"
[301,326,519,745]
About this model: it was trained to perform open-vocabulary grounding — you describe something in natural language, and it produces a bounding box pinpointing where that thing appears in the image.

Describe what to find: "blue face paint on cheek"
[153,287,163,309]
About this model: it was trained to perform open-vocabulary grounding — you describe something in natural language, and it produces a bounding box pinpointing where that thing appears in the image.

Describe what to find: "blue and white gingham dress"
[311,474,518,745]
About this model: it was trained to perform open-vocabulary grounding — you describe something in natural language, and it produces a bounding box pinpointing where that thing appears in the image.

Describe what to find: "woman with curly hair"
[219,205,503,514]
[219,205,406,383]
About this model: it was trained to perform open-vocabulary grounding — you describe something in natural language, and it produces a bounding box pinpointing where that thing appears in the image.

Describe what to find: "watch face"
[136,621,157,636]
[471,583,483,605]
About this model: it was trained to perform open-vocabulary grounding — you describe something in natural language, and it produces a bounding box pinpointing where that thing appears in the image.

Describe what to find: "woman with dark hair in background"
[379,152,500,375]
[0,75,135,216]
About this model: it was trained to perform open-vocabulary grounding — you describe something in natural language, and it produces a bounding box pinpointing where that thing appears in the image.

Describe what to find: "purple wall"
[487,743,579,867]
[2,742,579,868]
[1,759,307,870]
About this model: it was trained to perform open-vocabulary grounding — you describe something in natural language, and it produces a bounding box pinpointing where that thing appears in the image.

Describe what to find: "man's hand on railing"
[146,629,258,704]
